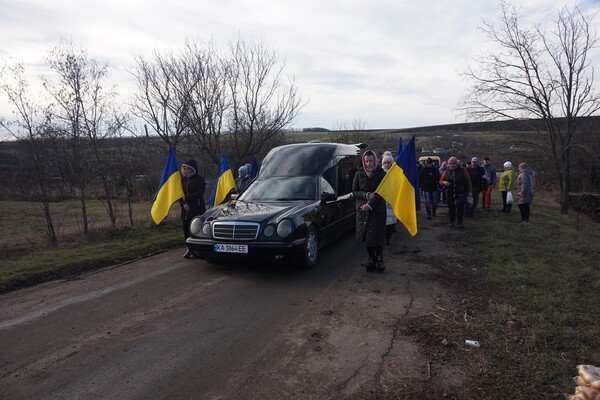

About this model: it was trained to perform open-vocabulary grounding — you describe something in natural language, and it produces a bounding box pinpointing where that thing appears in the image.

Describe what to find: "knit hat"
[503,161,512,168]
[382,155,394,164]
[239,165,248,173]
[471,157,479,163]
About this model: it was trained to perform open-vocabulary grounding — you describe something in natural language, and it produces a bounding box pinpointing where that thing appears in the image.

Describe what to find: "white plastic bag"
[506,191,513,204]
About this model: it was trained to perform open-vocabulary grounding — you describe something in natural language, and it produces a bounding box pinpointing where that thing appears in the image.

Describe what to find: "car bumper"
[185,237,306,263]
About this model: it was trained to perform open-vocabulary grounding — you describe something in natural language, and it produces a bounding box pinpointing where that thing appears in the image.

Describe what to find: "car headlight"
[263,224,276,238]
[276,219,294,238]
[190,217,203,237]
[201,222,211,236]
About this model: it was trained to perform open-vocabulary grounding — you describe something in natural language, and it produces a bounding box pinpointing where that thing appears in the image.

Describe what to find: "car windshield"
[238,176,317,201]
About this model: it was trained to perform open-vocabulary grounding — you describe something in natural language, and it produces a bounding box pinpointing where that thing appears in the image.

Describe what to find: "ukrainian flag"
[207,154,236,207]
[375,134,421,236]
[151,148,184,225]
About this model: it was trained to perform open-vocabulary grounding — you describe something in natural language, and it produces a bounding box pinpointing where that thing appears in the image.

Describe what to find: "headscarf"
[362,150,379,177]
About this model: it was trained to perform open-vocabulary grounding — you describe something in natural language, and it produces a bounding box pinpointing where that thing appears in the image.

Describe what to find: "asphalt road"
[0,232,368,400]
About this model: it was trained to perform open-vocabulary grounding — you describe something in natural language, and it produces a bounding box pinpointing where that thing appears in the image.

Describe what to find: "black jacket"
[180,159,206,221]
[419,165,440,192]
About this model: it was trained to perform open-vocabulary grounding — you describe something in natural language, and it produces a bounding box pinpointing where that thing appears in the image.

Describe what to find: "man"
[439,157,472,228]
[466,157,486,218]
[481,157,497,211]
[419,157,440,219]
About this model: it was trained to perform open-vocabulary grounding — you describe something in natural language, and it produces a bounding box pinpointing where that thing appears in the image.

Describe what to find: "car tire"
[301,226,319,269]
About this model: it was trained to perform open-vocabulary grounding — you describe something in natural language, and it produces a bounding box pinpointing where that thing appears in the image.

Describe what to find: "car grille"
[212,221,260,240]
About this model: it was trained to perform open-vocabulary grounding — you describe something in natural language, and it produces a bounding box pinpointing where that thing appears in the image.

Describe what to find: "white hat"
[471,157,480,163]
[503,161,512,168]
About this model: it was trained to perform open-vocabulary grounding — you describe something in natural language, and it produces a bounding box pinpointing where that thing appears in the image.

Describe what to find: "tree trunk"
[80,188,89,235]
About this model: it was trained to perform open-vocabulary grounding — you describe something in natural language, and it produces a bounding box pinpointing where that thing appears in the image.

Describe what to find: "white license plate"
[214,243,248,253]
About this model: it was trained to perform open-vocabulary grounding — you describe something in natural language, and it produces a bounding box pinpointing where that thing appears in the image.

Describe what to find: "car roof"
[259,142,361,177]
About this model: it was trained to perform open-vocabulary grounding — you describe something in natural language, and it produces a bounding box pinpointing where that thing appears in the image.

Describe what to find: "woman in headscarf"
[352,150,387,272]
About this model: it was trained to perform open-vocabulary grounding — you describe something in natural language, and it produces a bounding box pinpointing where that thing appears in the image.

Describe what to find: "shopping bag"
[506,191,513,204]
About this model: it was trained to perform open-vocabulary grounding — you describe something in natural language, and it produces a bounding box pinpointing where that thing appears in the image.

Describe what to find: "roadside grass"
[0,199,183,292]
[437,190,600,398]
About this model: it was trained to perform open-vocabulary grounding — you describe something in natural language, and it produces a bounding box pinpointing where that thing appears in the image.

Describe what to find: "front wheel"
[301,226,319,269]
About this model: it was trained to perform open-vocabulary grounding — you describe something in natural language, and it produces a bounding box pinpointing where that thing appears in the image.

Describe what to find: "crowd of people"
[353,151,535,273]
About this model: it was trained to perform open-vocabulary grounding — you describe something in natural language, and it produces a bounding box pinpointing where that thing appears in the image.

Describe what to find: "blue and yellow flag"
[207,154,236,207]
[250,156,260,180]
[375,134,421,236]
[151,148,184,225]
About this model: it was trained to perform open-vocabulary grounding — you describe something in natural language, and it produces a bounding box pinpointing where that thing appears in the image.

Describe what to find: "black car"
[185,142,363,268]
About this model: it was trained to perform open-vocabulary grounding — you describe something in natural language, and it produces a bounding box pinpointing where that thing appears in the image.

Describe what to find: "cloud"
[1,0,597,135]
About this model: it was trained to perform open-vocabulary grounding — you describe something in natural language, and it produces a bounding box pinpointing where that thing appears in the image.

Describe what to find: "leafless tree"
[131,37,304,173]
[43,41,122,231]
[0,63,58,245]
[130,50,191,151]
[458,2,600,213]
[328,118,367,144]
[225,38,304,168]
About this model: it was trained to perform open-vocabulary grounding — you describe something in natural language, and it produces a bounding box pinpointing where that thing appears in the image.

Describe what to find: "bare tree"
[130,50,190,151]
[328,118,367,144]
[0,63,58,245]
[226,38,304,168]
[458,2,600,213]
[43,41,122,231]
[132,38,304,173]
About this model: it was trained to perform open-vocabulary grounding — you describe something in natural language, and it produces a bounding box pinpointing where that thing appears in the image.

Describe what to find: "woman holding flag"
[180,159,206,258]
[352,149,387,273]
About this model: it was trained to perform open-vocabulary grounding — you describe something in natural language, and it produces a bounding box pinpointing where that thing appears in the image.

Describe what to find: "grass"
[0,199,184,292]
[431,190,600,398]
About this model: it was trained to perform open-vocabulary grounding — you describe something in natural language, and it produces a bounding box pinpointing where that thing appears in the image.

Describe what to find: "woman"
[497,161,517,213]
[352,150,387,272]
[439,156,472,228]
[180,159,206,258]
[516,162,534,222]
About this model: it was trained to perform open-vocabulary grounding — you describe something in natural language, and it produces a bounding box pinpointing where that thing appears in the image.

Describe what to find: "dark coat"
[180,159,206,221]
[352,166,386,246]
[440,167,472,206]
[419,165,440,192]
[467,165,486,193]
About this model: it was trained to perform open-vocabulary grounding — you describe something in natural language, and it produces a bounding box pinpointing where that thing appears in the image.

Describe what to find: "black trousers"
[518,203,530,221]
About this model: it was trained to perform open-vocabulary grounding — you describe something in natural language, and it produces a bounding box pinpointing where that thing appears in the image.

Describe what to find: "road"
[0,218,462,399]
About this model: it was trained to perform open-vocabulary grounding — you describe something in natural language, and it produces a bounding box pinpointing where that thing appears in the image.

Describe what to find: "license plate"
[214,243,248,253]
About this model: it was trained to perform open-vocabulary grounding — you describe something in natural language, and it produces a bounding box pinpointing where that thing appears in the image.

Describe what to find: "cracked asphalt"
[0,212,460,399]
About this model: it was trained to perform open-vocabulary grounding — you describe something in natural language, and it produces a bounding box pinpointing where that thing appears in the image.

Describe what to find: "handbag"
[506,191,514,204]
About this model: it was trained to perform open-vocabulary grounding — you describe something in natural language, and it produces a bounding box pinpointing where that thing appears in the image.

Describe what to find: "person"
[466,157,485,218]
[481,157,497,211]
[180,159,206,258]
[419,157,440,219]
[439,156,472,228]
[352,150,387,272]
[381,154,397,245]
[438,161,448,205]
[516,162,534,222]
[235,165,251,193]
[497,161,517,213]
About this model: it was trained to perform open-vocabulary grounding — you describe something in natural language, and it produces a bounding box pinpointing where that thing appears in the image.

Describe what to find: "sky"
[1,0,598,136]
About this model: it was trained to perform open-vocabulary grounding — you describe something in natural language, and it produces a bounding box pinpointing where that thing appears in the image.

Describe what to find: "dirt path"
[1,207,473,399]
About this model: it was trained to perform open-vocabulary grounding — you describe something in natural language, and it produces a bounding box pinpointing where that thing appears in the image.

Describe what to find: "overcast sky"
[1,0,598,135]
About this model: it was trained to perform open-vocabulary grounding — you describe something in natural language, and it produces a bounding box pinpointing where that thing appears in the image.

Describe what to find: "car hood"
[204,200,315,223]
